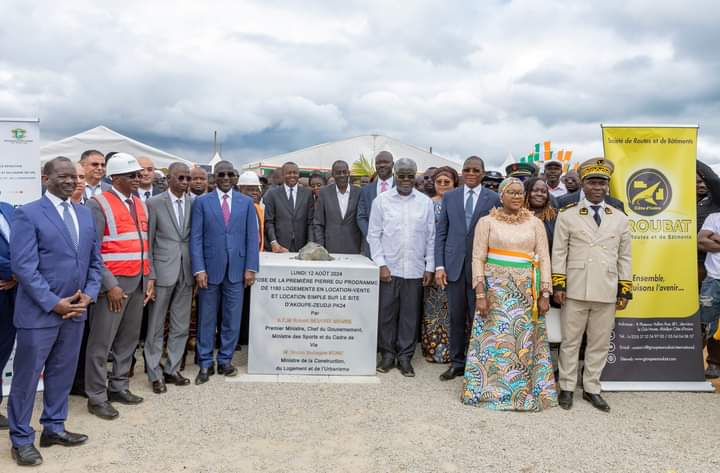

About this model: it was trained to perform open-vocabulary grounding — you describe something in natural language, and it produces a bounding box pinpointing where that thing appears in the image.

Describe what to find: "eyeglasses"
[435,178,453,185]
[504,191,525,197]
[176,175,191,182]
[396,174,415,180]
[119,172,141,179]
[463,168,483,174]
[216,172,236,178]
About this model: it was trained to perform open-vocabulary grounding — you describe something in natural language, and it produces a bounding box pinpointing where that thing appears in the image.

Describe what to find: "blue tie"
[61,202,78,249]
[465,189,475,229]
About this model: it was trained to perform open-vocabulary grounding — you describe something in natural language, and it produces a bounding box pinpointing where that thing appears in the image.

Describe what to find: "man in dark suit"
[191,160,259,384]
[357,151,394,257]
[313,160,362,254]
[264,161,313,252]
[0,200,16,430]
[145,163,194,393]
[435,156,501,381]
[8,157,102,466]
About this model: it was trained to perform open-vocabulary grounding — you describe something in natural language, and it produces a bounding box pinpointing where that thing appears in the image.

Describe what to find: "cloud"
[1,0,718,168]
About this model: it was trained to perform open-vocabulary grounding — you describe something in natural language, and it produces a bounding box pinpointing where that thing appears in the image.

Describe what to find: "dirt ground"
[0,349,718,473]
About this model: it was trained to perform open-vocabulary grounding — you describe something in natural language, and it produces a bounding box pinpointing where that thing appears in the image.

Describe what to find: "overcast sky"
[2,0,718,168]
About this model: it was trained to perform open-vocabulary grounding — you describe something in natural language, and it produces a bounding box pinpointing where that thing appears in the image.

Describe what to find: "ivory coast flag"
[601,125,698,318]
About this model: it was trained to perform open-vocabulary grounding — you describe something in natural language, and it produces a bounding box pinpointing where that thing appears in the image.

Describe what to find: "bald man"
[137,157,161,203]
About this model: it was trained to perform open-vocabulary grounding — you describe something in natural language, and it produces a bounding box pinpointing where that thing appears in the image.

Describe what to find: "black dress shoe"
[0,413,8,430]
[217,364,238,377]
[108,389,144,405]
[164,372,191,386]
[398,360,415,377]
[195,367,211,385]
[208,364,215,376]
[583,392,610,412]
[376,356,395,373]
[558,390,574,410]
[152,380,167,394]
[87,401,119,420]
[11,444,43,466]
[40,430,88,448]
[439,366,464,381]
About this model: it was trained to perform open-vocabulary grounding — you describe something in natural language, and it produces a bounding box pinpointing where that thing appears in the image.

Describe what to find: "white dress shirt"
[84,182,103,200]
[217,188,233,212]
[376,176,394,195]
[112,186,132,211]
[0,212,10,241]
[336,185,350,219]
[139,186,153,203]
[170,191,185,227]
[548,181,568,198]
[463,184,482,211]
[367,188,435,279]
[583,198,606,223]
[45,191,79,237]
[284,184,297,208]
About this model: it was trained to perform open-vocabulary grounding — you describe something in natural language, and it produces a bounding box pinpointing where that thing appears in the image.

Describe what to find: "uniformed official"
[551,157,632,412]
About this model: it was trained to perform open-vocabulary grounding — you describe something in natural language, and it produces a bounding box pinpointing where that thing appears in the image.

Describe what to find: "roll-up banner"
[0,117,42,395]
[600,124,713,391]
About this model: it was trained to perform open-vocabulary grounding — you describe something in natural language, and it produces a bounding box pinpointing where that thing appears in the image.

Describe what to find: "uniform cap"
[238,171,261,186]
[579,157,614,180]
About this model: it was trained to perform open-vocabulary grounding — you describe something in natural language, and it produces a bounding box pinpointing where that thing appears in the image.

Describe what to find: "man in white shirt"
[545,160,567,197]
[368,158,434,377]
[80,150,106,200]
[137,156,157,203]
[313,160,362,254]
[697,211,720,343]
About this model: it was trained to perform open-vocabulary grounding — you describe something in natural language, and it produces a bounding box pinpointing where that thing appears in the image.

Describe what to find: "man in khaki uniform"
[552,158,632,412]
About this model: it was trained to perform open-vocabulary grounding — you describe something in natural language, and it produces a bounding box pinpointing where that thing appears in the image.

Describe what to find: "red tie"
[221,194,230,226]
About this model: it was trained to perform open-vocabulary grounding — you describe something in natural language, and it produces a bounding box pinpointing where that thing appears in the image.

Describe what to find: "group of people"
[0,145,646,467]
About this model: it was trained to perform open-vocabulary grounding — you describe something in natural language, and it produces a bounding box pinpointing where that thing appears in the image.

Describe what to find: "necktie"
[288,187,295,210]
[380,181,388,193]
[126,198,139,227]
[144,191,151,200]
[590,205,602,227]
[176,198,184,228]
[61,202,78,249]
[221,194,230,226]
[465,189,475,229]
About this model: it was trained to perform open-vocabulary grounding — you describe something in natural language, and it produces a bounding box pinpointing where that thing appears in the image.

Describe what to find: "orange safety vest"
[93,191,150,277]
[254,203,265,252]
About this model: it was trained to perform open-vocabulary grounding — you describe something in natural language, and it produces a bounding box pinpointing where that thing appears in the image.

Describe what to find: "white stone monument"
[249,253,379,376]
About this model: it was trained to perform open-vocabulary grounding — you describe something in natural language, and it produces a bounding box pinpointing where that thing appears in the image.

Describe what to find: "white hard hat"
[106,153,143,176]
[238,171,261,186]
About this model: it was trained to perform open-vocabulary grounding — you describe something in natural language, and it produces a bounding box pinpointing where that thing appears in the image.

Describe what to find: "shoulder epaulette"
[559,202,578,212]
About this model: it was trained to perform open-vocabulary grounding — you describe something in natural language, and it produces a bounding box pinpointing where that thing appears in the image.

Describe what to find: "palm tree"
[352,154,375,177]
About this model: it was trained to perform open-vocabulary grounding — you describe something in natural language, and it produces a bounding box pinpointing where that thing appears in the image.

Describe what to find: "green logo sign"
[11,128,26,140]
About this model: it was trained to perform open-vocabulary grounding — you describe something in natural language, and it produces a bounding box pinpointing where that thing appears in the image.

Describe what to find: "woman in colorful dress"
[421,167,458,363]
[461,177,558,411]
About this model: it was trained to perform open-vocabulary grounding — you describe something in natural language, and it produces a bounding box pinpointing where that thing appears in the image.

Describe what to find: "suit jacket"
[190,190,259,285]
[357,181,395,256]
[147,191,193,286]
[556,191,625,213]
[10,196,103,328]
[552,202,632,303]
[0,202,15,318]
[86,195,151,293]
[264,185,314,252]
[435,186,501,282]
[313,184,362,254]
[0,202,14,280]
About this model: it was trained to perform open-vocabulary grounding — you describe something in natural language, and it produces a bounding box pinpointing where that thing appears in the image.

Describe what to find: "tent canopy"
[41,125,192,169]
[243,134,460,174]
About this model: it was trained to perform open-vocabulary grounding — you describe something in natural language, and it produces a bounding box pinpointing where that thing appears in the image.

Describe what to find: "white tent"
[243,134,460,173]
[41,125,192,169]
[208,151,223,171]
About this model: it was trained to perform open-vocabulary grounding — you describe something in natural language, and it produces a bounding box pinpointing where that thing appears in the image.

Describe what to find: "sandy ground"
[0,349,718,473]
